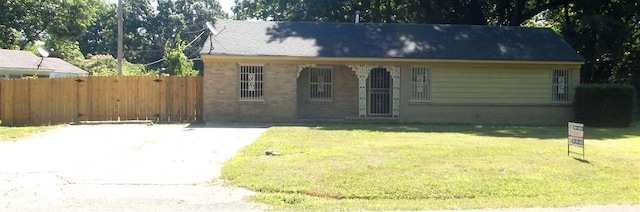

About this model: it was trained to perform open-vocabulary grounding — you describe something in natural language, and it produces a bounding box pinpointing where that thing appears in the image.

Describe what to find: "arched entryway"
[349,65,400,118]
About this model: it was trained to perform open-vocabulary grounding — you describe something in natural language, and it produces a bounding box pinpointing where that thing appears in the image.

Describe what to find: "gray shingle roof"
[201,20,584,62]
[0,49,87,75]
[0,49,42,70]
[40,58,87,75]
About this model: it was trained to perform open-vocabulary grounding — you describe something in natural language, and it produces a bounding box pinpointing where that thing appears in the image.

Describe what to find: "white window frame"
[552,69,570,103]
[410,66,431,102]
[238,64,264,101]
[308,66,333,101]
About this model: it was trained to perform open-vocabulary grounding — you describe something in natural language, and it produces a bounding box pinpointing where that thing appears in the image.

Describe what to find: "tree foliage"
[232,0,581,26]
[155,0,228,65]
[163,35,199,76]
[75,54,155,76]
[79,0,228,69]
[553,0,639,91]
[78,1,118,61]
[0,0,101,49]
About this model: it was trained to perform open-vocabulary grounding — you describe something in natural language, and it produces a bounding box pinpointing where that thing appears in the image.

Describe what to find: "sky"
[216,0,235,15]
[105,0,235,15]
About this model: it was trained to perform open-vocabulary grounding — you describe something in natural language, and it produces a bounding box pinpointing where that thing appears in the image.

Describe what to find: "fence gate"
[0,76,203,126]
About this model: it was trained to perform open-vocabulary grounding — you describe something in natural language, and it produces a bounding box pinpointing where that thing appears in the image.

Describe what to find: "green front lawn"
[221,122,640,211]
[0,125,56,142]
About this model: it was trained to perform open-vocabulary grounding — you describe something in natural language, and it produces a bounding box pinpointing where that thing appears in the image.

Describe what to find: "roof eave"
[0,67,54,72]
[201,54,585,66]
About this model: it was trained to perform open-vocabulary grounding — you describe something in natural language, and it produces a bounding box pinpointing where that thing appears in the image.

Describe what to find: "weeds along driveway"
[0,123,269,211]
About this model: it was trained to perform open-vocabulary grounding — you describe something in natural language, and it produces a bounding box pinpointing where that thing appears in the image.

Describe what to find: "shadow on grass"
[311,123,566,139]
[309,121,640,140]
[184,121,640,140]
[185,122,273,129]
[572,157,591,164]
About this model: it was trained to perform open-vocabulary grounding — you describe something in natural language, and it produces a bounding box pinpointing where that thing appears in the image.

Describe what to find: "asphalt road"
[0,123,269,211]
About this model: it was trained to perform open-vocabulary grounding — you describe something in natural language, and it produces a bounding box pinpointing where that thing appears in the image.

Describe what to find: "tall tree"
[77,0,154,63]
[163,34,198,76]
[0,0,100,49]
[151,0,227,69]
[232,0,579,26]
[79,1,118,58]
[557,0,639,89]
[78,0,227,70]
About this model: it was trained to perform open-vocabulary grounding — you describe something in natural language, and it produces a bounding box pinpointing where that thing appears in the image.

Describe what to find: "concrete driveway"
[0,123,269,211]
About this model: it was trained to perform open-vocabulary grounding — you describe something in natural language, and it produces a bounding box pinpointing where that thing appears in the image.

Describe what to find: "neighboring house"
[0,49,88,78]
[200,20,584,125]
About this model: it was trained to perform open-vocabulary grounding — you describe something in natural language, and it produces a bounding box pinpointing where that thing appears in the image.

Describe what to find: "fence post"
[197,77,203,122]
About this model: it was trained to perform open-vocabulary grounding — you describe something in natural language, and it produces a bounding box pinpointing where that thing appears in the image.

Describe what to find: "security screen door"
[368,68,391,116]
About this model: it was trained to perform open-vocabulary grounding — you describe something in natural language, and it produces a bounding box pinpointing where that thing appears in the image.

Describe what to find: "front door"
[368,68,391,116]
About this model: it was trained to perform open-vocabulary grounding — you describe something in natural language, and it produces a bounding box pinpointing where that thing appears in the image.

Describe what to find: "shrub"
[574,83,636,127]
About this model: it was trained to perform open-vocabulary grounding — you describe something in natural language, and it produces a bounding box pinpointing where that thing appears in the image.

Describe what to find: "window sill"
[409,100,431,104]
[308,99,334,103]
[238,100,266,104]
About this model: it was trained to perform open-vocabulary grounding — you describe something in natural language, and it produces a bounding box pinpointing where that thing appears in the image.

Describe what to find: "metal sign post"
[568,122,585,160]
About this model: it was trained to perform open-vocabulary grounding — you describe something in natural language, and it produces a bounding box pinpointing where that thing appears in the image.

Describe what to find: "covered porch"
[295,64,402,121]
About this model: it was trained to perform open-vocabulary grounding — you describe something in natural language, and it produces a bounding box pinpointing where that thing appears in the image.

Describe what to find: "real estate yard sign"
[568,122,585,159]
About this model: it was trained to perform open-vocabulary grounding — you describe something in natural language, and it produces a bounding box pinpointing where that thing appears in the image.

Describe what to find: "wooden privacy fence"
[0,76,203,126]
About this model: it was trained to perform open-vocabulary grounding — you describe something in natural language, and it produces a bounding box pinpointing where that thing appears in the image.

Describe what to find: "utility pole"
[117,0,123,76]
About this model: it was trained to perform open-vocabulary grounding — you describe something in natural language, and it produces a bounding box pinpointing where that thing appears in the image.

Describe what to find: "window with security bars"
[309,67,332,101]
[239,65,264,101]
[552,69,570,102]
[410,66,431,102]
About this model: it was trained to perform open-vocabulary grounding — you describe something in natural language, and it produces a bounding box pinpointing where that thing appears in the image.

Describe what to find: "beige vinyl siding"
[430,68,551,104]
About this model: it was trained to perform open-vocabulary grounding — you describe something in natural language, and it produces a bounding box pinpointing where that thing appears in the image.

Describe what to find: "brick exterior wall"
[203,62,297,122]
[296,65,359,120]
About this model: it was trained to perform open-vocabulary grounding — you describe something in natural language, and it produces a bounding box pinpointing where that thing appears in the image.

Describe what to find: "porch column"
[348,65,374,117]
[386,65,401,117]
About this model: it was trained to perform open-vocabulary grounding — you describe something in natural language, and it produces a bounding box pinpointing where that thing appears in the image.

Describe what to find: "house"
[199,20,584,125]
[0,49,88,78]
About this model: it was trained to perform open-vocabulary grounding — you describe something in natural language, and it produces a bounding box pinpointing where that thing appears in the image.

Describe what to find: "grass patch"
[221,122,640,211]
[0,125,57,142]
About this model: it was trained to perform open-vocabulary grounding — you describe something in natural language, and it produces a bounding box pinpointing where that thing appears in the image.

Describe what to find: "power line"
[181,28,207,34]
[185,30,207,47]
[143,30,208,67]
[144,58,165,66]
